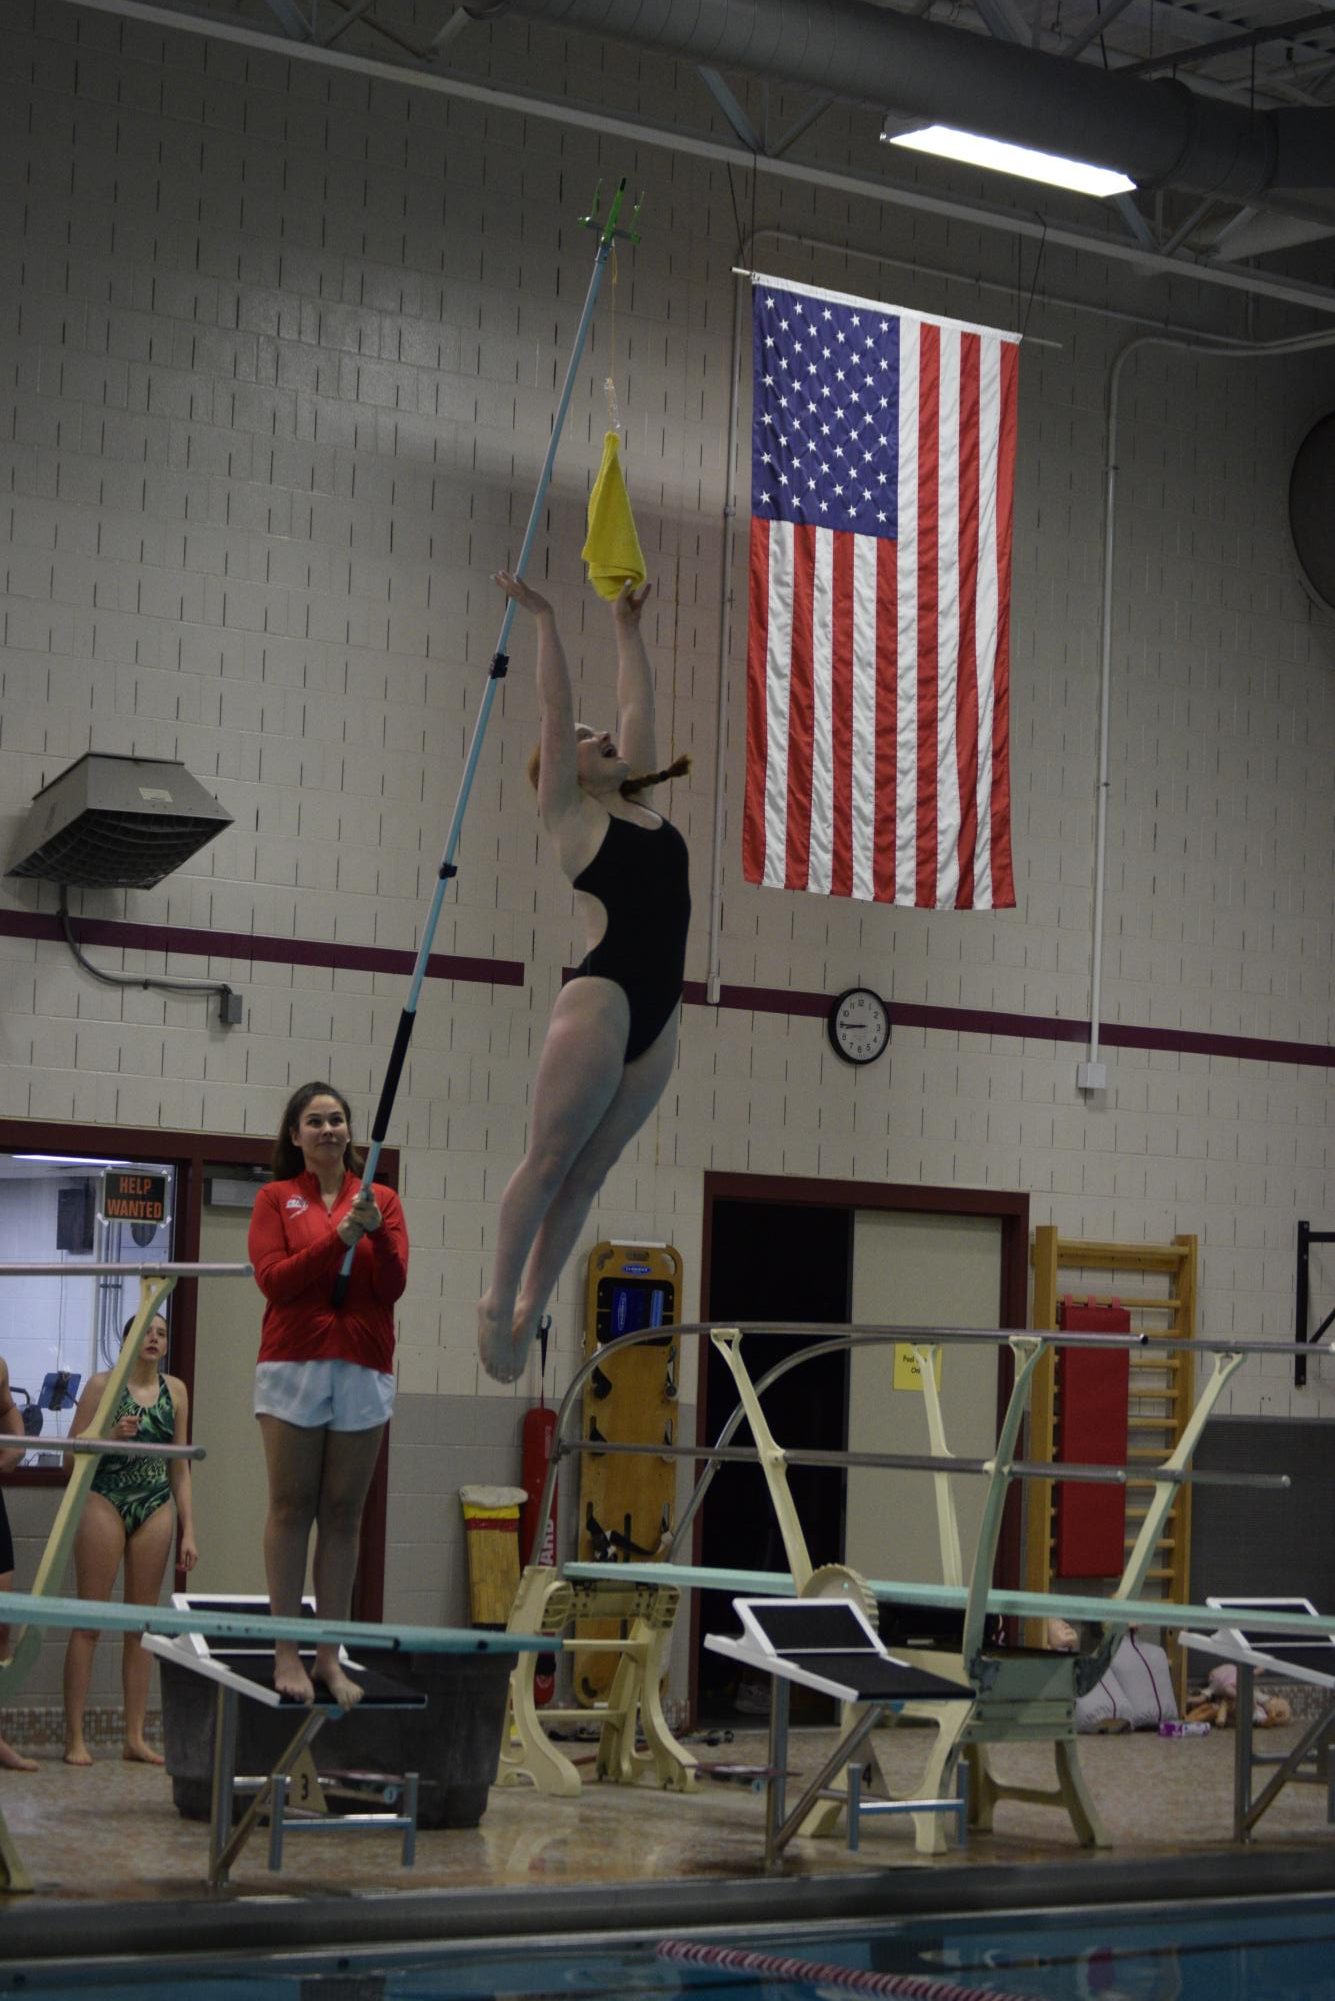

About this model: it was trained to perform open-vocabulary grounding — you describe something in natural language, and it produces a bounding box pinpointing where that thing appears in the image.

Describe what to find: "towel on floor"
[582,430,646,601]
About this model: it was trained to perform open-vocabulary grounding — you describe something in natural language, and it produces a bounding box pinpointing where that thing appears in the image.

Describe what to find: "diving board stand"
[706,1597,972,1867]
[563,1326,1273,1853]
[0,1589,549,1894]
[1181,1596,1335,1842]
[145,1594,427,1887]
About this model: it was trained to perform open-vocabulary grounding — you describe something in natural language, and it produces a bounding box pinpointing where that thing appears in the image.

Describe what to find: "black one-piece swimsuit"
[571,813,691,1062]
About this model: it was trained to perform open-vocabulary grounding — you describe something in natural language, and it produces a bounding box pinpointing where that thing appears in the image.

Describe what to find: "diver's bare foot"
[63,1742,93,1767]
[477,1296,522,1383]
[505,1306,542,1380]
[123,1739,165,1766]
[274,1648,315,1705]
[0,1742,38,1772]
[315,1660,363,1711]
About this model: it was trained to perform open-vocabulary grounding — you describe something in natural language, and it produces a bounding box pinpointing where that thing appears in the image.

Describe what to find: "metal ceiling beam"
[59,0,1335,316]
[770,92,833,155]
[429,8,474,53]
[1063,0,1136,61]
[318,0,378,45]
[318,0,432,58]
[697,64,766,150]
[1122,6,1335,79]
[491,0,1335,197]
[261,0,311,38]
[1209,201,1335,255]
[960,0,1159,253]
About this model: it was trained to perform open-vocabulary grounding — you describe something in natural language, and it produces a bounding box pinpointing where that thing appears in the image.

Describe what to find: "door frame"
[691,1170,1030,1718]
[0,1116,398,1620]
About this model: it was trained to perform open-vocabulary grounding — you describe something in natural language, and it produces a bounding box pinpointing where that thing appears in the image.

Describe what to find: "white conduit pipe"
[1082,321,1335,1088]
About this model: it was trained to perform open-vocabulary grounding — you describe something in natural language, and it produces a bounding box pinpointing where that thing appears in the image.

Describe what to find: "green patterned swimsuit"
[89,1376,175,1534]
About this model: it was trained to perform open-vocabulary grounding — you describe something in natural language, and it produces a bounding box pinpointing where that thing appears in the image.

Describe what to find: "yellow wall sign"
[893,1344,944,1392]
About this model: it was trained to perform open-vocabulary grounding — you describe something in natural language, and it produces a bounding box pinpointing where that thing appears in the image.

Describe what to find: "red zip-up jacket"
[249,1171,409,1374]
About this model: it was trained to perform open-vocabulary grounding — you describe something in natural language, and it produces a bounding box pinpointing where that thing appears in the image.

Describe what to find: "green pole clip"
[580,176,645,247]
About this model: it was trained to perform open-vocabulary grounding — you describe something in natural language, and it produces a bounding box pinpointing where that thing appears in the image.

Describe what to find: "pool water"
[4,1894,1335,2000]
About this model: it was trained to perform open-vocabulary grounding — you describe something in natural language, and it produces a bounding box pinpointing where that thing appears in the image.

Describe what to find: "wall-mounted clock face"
[828,987,891,1066]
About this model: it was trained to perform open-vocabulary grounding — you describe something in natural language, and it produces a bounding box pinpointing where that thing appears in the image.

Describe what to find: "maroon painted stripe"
[0,910,525,987]
[5,907,1332,1070]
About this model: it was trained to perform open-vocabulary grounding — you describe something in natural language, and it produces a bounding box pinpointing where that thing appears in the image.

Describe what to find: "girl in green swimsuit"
[62,1313,198,1767]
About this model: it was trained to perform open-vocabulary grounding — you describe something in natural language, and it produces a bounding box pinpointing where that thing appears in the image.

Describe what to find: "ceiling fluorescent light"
[884,122,1136,198]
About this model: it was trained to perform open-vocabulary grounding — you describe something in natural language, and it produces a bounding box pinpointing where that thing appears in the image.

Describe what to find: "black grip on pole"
[370,1011,416,1145]
[489,651,509,679]
[333,1008,416,1308]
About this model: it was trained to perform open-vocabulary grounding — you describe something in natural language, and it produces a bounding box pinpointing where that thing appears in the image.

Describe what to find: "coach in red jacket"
[248,1081,408,1708]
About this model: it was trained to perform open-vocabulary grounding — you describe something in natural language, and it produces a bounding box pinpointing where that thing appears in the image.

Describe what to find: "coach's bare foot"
[63,1741,93,1767]
[477,1296,522,1383]
[0,1740,38,1772]
[274,1645,315,1705]
[124,1739,165,1766]
[315,1656,363,1711]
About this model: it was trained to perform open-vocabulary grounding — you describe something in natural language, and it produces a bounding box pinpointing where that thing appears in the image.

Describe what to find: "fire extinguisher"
[519,1316,557,1707]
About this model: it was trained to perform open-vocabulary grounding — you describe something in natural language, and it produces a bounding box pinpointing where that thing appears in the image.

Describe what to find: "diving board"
[0,1593,551,1894]
[1180,1598,1335,1840]
[0,1588,549,1655]
[566,1565,1335,1647]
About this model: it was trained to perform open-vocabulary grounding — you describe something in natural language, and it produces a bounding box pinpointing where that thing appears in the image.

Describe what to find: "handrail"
[529,1315,1318,1564]
[557,1439,1285,1488]
[527,1320,1147,1561]
[0,1262,251,1278]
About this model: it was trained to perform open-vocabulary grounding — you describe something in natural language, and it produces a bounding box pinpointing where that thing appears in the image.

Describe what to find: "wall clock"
[827,987,891,1066]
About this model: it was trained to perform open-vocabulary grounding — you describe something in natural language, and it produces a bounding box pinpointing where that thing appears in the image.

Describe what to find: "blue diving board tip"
[563,1564,1335,1643]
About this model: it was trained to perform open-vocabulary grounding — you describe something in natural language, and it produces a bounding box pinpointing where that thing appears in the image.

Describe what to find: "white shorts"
[253,1360,395,1432]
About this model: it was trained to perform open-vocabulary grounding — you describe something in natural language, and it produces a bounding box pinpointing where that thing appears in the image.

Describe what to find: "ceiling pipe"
[61,1,1335,316]
[475,0,1335,199]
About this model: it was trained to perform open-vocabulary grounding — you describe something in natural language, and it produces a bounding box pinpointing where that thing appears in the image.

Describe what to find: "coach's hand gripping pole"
[333,180,642,1304]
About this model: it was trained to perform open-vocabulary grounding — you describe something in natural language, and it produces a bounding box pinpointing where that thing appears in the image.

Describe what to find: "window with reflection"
[0,1152,178,1465]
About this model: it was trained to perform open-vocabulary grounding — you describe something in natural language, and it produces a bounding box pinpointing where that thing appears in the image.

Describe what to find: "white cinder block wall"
[1,2,1333,1702]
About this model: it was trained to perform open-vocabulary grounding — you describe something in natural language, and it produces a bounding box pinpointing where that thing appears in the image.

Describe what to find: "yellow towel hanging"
[581,429,646,601]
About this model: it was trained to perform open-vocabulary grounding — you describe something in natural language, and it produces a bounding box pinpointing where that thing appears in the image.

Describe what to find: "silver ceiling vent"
[7,753,233,890]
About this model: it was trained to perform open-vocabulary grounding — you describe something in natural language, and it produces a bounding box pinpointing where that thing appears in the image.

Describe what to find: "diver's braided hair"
[620,753,691,798]
[525,748,691,796]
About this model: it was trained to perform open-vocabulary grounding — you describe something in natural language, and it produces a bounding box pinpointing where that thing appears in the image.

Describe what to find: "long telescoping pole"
[333,180,639,1304]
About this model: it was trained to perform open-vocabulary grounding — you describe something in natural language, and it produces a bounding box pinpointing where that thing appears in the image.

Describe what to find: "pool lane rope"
[655,1938,1042,2001]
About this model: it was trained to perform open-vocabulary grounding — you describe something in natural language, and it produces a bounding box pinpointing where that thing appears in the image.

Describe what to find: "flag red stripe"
[742,516,772,887]
[955,333,982,910]
[784,525,817,891]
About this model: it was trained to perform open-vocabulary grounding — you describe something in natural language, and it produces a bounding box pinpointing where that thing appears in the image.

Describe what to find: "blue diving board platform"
[564,1564,1335,1645]
[0,1590,553,1655]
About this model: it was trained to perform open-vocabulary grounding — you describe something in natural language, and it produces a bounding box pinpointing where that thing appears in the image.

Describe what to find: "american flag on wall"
[742,273,1019,910]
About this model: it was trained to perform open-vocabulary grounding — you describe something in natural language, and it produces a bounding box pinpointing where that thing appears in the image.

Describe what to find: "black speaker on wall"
[56,1182,95,1255]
